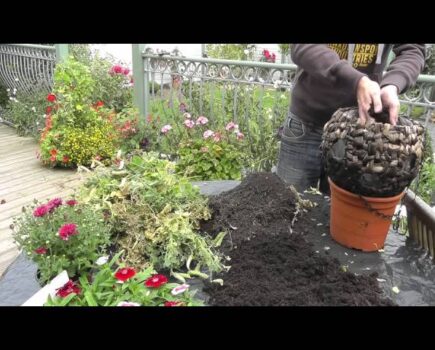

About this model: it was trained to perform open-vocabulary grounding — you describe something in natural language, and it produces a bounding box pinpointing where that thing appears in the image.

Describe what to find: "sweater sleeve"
[380,44,426,94]
[291,44,366,95]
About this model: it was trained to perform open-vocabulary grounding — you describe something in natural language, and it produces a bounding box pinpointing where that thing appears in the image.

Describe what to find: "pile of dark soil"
[201,173,395,306]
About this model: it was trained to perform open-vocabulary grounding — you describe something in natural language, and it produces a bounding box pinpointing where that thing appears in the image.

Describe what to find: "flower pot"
[328,178,404,252]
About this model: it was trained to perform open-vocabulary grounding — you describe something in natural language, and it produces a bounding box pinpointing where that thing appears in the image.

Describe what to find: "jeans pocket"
[281,116,306,141]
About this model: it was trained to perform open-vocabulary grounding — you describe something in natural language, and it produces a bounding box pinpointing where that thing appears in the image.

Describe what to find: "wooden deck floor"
[0,124,83,277]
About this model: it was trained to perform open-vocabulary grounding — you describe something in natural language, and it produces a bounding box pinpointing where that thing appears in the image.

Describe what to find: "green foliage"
[1,89,48,137]
[0,82,8,108]
[78,152,226,274]
[12,199,111,284]
[45,253,203,307]
[206,44,256,61]
[176,138,244,181]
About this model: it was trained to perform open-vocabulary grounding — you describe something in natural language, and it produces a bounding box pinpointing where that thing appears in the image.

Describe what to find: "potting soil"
[201,173,395,306]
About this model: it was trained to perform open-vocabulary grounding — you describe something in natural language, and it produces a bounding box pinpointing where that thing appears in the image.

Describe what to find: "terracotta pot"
[328,178,404,252]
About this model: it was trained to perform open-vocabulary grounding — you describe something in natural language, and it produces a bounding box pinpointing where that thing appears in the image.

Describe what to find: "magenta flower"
[58,223,78,241]
[196,116,209,125]
[110,65,124,74]
[183,119,195,129]
[123,68,130,75]
[203,130,215,139]
[47,198,62,212]
[161,125,172,134]
[33,205,49,218]
[236,132,245,141]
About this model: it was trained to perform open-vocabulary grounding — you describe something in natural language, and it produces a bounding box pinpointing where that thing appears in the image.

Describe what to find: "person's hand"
[380,85,400,125]
[357,76,382,125]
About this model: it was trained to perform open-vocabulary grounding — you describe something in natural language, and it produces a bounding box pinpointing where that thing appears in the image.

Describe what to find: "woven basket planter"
[321,107,425,197]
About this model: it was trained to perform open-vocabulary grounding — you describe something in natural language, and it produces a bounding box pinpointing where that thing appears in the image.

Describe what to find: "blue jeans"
[276,113,330,194]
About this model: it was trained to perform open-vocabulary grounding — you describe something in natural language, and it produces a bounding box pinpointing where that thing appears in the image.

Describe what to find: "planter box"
[22,270,69,306]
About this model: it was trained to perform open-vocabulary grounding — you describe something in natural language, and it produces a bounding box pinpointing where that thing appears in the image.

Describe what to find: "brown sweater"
[290,44,426,127]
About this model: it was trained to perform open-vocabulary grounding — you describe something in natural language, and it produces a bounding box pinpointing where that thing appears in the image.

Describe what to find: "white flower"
[13,88,17,94]
[15,77,19,81]
[171,284,190,295]
[95,256,109,266]
[31,107,36,112]
[244,49,249,55]
[117,301,141,307]
[6,88,10,92]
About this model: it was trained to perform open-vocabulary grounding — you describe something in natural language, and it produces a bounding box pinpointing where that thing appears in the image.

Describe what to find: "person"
[276,44,426,194]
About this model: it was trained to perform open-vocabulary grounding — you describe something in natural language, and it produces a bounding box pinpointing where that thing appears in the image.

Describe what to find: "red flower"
[56,280,81,298]
[46,106,52,114]
[33,205,49,217]
[58,223,78,241]
[50,149,58,156]
[66,199,78,206]
[62,155,70,163]
[47,198,63,212]
[34,247,47,254]
[263,49,270,59]
[123,68,130,75]
[110,65,124,74]
[164,301,182,307]
[114,267,136,282]
[95,101,104,109]
[47,93,56,103]
[145,274,168,288]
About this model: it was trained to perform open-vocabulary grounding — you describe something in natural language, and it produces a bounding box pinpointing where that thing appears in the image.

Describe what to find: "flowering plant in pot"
[12,197,111,284]
[45,252,203,306]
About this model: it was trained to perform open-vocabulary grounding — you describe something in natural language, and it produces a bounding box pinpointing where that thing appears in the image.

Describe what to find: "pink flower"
[66,199,78,206]
[47,198,62,212]
[33,205,49,218]
[183,119,195,129]
[236,132,245,141]
[58,223,78,241]
[196,116,209,125]
[225,122,237,131]
[171,284,189,296]
[213,132,222,142]
[161,125,172,134]
[203,130,215,139]
[200,146,209,153]
[117,301,141,306]
[34,247,47,254]
[123,68,130,75]
[111,65,124,74]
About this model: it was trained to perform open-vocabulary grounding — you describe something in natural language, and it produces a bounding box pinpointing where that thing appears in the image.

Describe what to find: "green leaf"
[84,291,98,306]
[213,231,227,247]
[59,293,77,306]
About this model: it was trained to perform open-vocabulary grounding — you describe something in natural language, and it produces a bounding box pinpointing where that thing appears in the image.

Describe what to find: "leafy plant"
[1,89,48,137]
[0,81,8,108]
[78,152,226,275]
[45,252,203,306]
[39,58,124,167]
[12,198,111,284]
[205,44,256,61]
